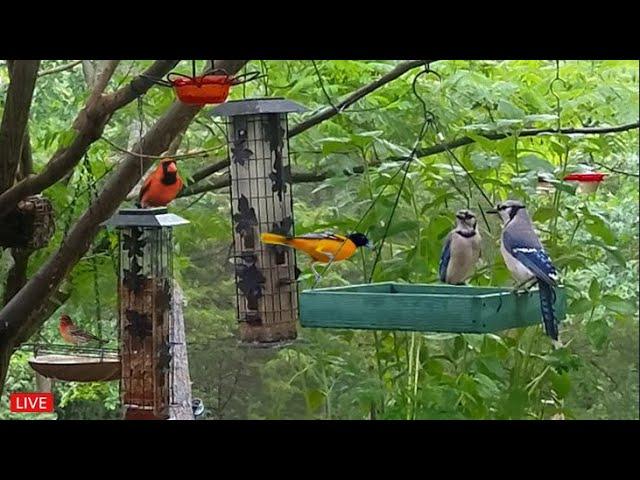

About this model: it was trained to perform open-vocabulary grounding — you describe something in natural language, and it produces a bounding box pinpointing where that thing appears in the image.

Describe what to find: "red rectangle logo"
[9,393,54,413]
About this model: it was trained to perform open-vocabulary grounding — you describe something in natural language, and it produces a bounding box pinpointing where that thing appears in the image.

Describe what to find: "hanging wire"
[82,153,104,346]
[137,95,145,181]
[549,60,566,133]
[312,60,340,112]
[366,65,436,282]
[311,63,436,288]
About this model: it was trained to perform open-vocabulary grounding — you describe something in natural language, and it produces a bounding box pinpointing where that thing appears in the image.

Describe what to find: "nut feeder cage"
[209,98,308,344]
[103,207,189,420]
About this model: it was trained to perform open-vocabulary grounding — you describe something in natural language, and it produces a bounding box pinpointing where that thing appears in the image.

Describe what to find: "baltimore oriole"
[260,231,373,279]
[137,158,184,208]
[59,314,107,346]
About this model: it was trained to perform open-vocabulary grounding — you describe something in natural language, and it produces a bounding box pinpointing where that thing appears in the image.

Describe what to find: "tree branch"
[0,60,179,218]
[0,61,248,369]
[401,122,640,162]
[37,60,82,78]
[18,131,34,180]
[186,60,431,189]
[0,60,40,193]
[288,60,430,137]
[591,160,639,178]
[179,121,640,197]
[86,60,120,106]
[3,249,32,306]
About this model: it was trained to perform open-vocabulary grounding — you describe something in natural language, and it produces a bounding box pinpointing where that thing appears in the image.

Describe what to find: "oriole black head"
[347,232,373,249]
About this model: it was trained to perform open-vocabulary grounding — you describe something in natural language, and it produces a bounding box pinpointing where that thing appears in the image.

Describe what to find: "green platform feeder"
[299,282,566,333]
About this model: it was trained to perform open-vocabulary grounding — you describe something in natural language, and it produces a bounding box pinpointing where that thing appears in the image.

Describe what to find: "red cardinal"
[59,314,107,346]
[137,158,184,208]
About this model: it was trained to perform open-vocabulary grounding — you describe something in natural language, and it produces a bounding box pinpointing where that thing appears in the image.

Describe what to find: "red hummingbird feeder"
[563,172,607,194]
[149,61,262,106]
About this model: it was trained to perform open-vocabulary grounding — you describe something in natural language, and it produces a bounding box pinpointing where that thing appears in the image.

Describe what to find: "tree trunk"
[0,60,248,397]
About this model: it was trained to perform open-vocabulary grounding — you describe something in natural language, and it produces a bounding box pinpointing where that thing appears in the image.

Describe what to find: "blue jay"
[439,209,482,285]
[486,200,561,344]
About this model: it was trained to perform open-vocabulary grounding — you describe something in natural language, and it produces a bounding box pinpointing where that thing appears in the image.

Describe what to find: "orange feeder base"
[171,74,232,105]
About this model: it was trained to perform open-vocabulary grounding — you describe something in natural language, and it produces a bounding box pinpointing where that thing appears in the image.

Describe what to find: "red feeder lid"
[563,172,606,182]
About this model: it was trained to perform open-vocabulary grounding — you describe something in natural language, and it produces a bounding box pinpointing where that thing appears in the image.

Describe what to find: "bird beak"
[366,241,374,249]
[485,208,498,215]
[167,162,177,173]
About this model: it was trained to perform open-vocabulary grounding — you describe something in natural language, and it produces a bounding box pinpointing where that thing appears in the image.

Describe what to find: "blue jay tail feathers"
[538,281,559,341]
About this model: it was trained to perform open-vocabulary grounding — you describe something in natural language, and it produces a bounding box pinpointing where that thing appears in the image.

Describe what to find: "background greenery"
[1,60,637,420]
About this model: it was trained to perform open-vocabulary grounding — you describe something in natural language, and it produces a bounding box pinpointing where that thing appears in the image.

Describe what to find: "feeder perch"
[210,98,308,344]
[102,207,189,420]
[29,352,120,382]
[299,282,566,333]
[563,172,606,194]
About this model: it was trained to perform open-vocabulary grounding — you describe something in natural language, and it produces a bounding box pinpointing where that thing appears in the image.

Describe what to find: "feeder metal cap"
[101,207,190,228]
[209,97,308,117]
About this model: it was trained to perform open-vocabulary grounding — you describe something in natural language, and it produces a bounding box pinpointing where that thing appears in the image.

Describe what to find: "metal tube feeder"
[103,207,189,420]
[210,98,307,345]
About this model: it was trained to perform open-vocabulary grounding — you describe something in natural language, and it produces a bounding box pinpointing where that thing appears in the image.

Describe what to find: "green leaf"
[586,319,610,349]
[306,389,325,412]
[319,137,357,155]
[477,357,506,381]
[497,99,525,119]
[520,155,555,173]
[550,371,571,399]
[533,206,557,223]
[470,151,502,170]
[501,388,528,419]
[350,130,383,148]
[523,114,558,124]
[465,132,496,151]
[588,278,601,302]
[584,218,616,245]
[384,220,419,238]
[602,295,638,316]
[569,297,593,315]
[57,128,78,149]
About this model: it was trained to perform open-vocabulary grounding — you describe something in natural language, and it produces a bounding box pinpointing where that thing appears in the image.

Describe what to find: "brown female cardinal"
[59,314,107,346]
[137,158,184,208]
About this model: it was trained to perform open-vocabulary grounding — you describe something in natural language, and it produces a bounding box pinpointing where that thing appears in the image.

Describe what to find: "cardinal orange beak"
[166,162,178,174]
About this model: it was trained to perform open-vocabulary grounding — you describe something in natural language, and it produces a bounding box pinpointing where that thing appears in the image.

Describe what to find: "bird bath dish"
[29,352,121,382]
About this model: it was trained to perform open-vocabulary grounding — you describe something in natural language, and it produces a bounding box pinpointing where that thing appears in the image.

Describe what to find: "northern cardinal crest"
[137,158,184,208]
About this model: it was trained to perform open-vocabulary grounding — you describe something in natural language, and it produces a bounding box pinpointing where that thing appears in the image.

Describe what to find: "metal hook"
[412,62,441,127]
[549,60,567,132]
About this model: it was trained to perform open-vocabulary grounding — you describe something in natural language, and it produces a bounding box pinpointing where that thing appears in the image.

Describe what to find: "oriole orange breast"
[138,159,184,208]
[260,231,373,263]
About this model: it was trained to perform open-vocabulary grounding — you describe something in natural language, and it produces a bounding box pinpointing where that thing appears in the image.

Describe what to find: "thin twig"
[591,160,639,178]
[100,136,226,160]
[37,60,82,78]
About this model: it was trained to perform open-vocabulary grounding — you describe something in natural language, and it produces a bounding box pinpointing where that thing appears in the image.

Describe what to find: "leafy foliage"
[1,60,637,420]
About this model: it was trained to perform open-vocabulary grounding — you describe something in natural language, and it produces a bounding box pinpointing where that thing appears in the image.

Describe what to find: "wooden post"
[168,281,194,420]
[103,208,189,420]
[210,98,308,344]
